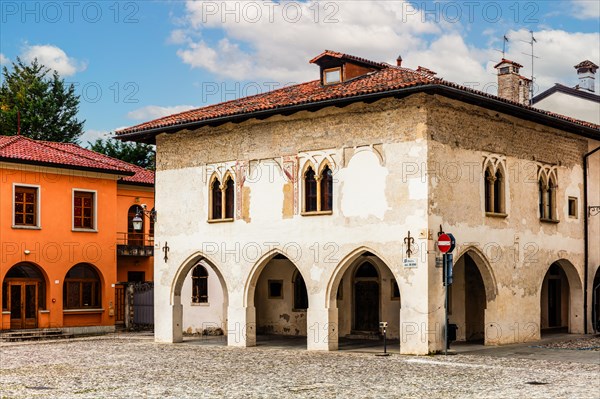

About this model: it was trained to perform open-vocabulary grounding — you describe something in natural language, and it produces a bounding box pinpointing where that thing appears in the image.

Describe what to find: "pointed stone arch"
[162,252,229,343]
[539,259,583,334]
[454,246,498,302]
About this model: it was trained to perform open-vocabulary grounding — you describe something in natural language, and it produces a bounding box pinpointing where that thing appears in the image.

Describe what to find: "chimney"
[494,58,531,105]
[396,55,402,67]
[574,60,598,93]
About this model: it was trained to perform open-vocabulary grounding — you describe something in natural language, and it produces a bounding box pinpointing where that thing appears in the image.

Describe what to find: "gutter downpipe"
[584,145,600,334]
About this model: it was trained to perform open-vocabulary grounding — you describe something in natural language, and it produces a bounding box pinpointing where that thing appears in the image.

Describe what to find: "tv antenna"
[520,31,539,102]
[494,34,509,59]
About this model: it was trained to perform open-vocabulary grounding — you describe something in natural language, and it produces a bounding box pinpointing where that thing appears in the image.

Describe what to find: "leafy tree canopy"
[88,138,155,170]
[0,58,85,143]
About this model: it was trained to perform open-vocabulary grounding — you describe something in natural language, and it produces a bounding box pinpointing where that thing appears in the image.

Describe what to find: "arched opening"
[449,252,490,344]
[210,176,222,220]
[332,251,400,348]
[64,264,102,309]
[320,164,333,212]
[540,262,570,333]
[127,205,144,246]
[353,262,380,332]
[2,262,47,329]
[250,253,308,347]
[593,267,600,333]
[177,257,228,339]
[304,165,317,212]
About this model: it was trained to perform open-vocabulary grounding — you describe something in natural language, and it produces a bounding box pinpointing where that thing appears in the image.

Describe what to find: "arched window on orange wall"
[63,264,101,309]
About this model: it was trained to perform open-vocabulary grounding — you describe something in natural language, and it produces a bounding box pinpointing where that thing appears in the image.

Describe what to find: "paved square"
[1,335,599,398]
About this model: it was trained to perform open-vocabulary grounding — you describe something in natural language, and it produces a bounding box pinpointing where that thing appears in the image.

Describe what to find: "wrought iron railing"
[116,233,155,257]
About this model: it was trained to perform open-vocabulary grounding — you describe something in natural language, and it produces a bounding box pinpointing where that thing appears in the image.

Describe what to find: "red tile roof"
[493,58,524,69]
[309,50,390,69]
[116,52,599,137]
[574,60,599,70]
[0,135,154,185]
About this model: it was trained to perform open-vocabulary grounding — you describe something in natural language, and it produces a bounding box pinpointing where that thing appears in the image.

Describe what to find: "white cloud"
[127,105,196,120]
[174,0,442,81]
[0,53,9,66]
[80,129,110,146]
[21,45,86,77]
[167,29,190,45]
[503,29,600,94]
[171,1,599,100]
[570,0,600,19]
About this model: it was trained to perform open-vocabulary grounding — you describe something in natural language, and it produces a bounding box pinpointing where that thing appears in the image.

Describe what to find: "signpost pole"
[444,254,448,356]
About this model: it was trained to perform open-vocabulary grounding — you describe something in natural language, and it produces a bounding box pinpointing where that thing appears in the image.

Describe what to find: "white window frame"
[72,188,98,232]
[12,183,42,229]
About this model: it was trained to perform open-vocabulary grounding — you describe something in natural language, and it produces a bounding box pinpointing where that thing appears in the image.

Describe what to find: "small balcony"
[117,233,154,257]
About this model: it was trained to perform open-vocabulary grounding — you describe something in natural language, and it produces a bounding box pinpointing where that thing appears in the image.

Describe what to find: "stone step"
[0,329,74,342]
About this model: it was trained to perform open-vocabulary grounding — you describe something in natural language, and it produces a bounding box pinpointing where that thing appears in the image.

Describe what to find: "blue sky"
[1,1,599,144]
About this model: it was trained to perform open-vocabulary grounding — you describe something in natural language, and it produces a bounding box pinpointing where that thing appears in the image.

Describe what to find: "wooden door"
[9,282,38,329]
[354,281,379,332]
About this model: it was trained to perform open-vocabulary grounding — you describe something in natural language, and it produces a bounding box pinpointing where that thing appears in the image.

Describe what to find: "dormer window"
[324,68,341,85]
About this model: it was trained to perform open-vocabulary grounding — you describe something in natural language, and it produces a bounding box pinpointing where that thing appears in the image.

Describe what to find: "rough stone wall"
[427,95,590,344]
[152,91,596,354]
[153,95,436,354]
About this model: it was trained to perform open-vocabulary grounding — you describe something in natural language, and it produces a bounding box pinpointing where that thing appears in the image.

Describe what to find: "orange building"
[0,136,154,334]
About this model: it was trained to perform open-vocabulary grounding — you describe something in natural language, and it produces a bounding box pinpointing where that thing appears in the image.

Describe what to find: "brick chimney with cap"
[574,60,598,93]
[494,58,532,105]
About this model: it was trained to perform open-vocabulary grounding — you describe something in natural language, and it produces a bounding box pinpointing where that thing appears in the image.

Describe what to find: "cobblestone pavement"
[1,336,599,399]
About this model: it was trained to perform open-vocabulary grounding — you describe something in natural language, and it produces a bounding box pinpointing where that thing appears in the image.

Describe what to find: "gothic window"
[302,161,334,215]
[304,166,318,212]
[192,265,208,303]
[483,158,506,215]
[539,171,558,221]
[320,165,333,212]
[209,173,235,222]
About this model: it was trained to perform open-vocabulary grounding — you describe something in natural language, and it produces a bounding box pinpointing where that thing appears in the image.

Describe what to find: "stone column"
[227,305,256,347]
[307,306,339,351]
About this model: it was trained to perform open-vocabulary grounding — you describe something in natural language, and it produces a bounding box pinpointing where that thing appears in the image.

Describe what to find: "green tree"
[89,138,155,170]
[0,57,84,143]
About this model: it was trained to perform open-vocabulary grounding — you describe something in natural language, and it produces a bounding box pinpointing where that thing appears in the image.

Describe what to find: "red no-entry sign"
[437,233,455,254]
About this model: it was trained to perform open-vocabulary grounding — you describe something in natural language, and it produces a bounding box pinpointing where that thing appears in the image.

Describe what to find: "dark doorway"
[548,279,561,327]
[541,263,569,333]
[465,255,486,341]
[353,262,380,332]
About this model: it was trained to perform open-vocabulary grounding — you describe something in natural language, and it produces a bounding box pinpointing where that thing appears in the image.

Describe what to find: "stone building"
[117,50,600,355]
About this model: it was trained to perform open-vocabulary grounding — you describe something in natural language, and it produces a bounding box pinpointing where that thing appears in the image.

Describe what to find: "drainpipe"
[583,145,600,334]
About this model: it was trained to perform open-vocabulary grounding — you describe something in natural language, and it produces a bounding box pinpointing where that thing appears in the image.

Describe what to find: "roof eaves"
[116,83,599,144]
[0,156,136,176]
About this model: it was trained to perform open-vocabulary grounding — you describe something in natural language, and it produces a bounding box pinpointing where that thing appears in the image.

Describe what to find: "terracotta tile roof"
[116,52,599,137]
[309,50,390,69]
[493,58,524,69]
[574,60,599,70]
[0,135,154,185]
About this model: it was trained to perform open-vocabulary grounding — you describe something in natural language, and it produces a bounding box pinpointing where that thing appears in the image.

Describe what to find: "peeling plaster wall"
[427,95,589,344]
[152,92,596,354]
[154,96,434,354]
